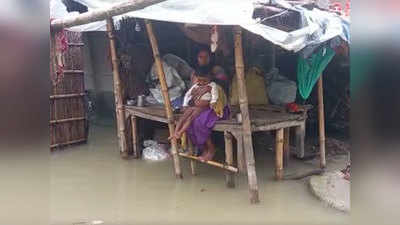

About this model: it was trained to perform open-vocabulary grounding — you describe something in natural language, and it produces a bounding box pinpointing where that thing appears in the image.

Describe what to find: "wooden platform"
[125,104,307,174]
[125,104,306,132]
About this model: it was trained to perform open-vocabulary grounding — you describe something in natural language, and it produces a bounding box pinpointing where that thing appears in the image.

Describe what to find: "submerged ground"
[50,120,349,225]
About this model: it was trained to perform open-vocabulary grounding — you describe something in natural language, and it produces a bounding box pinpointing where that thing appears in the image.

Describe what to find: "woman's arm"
[183,84,196,107]
[194,99,210,108]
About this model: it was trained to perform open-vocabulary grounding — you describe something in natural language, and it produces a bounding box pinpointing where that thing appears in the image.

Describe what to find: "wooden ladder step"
[179,152,238,173]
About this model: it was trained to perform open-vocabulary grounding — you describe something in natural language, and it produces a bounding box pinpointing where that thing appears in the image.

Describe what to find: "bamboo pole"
[50,117,85,124]
[188,138,197,176]
[283,127,290,167]
[50,93,86,99]
[179,153,239,173]
[51,0,166,31]
[295,122,305,158]
[106,18,129,158]
[233,26,259,204]
[275,128,284,180]
[145,20,183,179]
[224,131,235,188]
[131,115,140,158]
[317,76,326,168]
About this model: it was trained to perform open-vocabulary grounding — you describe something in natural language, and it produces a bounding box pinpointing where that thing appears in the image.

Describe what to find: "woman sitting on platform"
[172,67,218,141]
[186,66,230,162]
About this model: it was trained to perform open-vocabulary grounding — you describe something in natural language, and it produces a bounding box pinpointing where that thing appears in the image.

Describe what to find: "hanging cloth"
[297,46,336,99]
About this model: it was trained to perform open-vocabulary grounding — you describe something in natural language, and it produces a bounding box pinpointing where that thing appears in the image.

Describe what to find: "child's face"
[196,76,210,86]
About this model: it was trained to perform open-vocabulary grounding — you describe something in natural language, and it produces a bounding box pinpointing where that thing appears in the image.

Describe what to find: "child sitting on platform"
[171,67,218,140]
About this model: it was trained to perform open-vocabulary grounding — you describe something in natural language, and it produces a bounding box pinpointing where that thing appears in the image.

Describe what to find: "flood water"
[50,121,349,225]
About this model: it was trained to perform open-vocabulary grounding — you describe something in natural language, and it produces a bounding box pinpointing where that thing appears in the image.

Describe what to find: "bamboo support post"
[295,122,305,158]
[275,128,284,180]
[145,20,183,178]
[233,26,259,204]
[234,133,247,174]
[224,131,235,188]
[283,128,290,167]
[179,153,239,173]
[131,115,140,158]
[106,18,129,158]
[318,76,326,168]
[188,138,196,176]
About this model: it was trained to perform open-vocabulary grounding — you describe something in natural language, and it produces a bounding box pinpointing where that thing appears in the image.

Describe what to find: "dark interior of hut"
[112,17,349,151]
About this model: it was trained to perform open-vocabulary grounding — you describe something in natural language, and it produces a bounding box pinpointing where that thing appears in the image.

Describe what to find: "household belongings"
[297,45,336,99]
[230,66,269,106]
[264,68,297,106]
[162,53,194,88]
[147,59,186,106]
[142,140,170,161]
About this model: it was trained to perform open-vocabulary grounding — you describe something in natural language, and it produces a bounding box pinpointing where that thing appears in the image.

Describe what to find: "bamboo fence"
[50,31,87,149]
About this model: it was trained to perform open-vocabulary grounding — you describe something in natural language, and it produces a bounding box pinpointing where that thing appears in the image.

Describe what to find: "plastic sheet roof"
[50,0,350,52]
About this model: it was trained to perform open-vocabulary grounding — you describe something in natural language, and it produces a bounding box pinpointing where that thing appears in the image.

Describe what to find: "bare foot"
[198,148,208,162]
[203,149,216,161]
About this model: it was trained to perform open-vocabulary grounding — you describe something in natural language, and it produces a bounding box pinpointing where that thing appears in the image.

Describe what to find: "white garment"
[183,82,218,107]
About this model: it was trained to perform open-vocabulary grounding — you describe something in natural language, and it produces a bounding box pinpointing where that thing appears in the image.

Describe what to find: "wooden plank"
[125,107,169,123]
[50,93,86,99]
[145,20,183,179]
[50,138,86,149]
[50,117,85,124]
[51,0,166,30]
[224,131,235,188]
[275,128,284,180]
[233,26,259,204]
[125,105,305,132]
[179,153,239,173]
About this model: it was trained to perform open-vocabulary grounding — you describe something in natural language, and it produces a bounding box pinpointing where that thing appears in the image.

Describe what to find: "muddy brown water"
[50,123,349,225]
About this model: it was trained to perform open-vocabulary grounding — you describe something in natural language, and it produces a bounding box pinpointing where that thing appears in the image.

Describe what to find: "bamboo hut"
[50,0,349,204]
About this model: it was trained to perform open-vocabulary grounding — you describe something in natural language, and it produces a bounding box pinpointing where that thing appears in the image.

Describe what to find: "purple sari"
[186,106,230,152]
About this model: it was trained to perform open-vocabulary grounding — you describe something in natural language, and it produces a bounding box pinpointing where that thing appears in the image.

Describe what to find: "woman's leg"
[199,144,209,161]
[204,138,216,161]
[173,107,195,138]
[199,138,215,161]
[175,106,206,138]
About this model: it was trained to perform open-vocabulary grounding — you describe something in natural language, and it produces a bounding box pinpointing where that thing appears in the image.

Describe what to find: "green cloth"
[297,47,336,99]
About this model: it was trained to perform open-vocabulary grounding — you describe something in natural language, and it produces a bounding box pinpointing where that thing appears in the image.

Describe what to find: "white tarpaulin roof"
[50,0,350,52]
